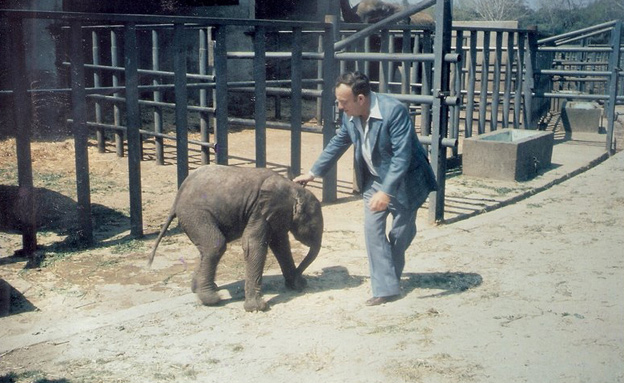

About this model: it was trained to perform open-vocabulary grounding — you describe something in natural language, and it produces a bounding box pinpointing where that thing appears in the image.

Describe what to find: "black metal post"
[70,20,94,245]
[428,0,452,223]
[8,16,37,256]
[124,22,144,238]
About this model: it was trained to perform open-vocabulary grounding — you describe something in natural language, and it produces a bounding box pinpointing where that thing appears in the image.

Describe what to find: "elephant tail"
[147,208,176,268]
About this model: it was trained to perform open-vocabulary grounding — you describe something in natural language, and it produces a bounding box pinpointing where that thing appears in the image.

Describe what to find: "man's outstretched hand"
[293,173,315,187]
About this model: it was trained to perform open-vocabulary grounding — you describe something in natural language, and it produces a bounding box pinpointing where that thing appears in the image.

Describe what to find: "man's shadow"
[215,267,482,309]
[401,271,483,298]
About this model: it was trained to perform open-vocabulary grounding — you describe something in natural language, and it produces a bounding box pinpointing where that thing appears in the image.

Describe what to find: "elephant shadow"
[215,268,482,309]
[216,266,365,309]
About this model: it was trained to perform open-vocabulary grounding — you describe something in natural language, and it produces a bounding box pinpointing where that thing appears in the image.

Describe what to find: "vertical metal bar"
[411,33,421,91]
[523,30,537,130]
[451,29,464,157]
[502,31,515,129]
[420,30,433,135]
[322,15,337,203]
[428,0,452,224]
[8,16,37,255]
[478,30,490,135]
[605,21,622,154]
[379,29,390,93]
[70,21,94,245]
[401,28,411,96]
[152,29,164,165]
[490,31,503,132]
[173,22,189,185]
[514,32,526,129]
[253,25,267,168]
[364,35,371,76]
[124,22,143,238]
[111,29,124,157]
[291,27,303,176]
[316,34,323,123]
[465,30,477,138]
[92,30,105,153]
[199,27,211,165]
[214,24,229,165]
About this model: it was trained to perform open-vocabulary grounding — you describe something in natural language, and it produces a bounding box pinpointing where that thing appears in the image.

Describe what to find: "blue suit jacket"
[311,92,437,210]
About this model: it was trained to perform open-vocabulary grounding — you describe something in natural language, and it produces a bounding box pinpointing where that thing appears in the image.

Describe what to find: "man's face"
[335,83,366,117]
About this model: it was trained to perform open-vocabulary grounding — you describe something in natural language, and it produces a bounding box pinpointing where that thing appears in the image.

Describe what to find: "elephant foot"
[192,276,218,295]
[285,274,307,291]
[244,296,268,312]
[196,290,221,306]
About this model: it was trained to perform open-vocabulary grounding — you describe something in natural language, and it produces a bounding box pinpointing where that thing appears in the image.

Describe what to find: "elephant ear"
[258,175,296,232]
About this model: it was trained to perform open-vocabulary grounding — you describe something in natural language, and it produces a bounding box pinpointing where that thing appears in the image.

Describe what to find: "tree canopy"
[454,0,624,38]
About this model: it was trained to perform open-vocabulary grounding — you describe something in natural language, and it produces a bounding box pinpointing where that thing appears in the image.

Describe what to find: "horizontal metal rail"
[0,9,328,29]
[537,69,613,77]
[538,20,618,45]
[68,119,216,149]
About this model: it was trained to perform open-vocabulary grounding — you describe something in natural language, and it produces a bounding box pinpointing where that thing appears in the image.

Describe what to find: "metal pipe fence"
[3,4,621,256]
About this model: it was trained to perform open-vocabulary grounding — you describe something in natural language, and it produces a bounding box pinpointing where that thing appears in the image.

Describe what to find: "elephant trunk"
[296,239,321,275]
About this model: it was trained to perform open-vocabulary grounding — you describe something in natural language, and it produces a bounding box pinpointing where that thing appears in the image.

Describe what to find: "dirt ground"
[0,124,623,382]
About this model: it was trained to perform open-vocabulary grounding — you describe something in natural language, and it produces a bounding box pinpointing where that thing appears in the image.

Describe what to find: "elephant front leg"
[242,228,269,312]
[270,232,307,291]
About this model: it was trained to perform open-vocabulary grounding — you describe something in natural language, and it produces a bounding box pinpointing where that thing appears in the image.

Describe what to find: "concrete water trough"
[462,128,555,181]
[561,101,603,133]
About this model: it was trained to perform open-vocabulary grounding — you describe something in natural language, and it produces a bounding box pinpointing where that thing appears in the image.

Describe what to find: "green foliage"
[454,0,624,39]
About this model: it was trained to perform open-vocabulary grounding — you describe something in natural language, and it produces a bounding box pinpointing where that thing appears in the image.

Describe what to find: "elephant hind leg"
[180,215,226,306]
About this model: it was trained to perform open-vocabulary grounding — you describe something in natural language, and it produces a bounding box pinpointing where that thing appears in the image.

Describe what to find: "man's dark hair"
[335,71,371,97]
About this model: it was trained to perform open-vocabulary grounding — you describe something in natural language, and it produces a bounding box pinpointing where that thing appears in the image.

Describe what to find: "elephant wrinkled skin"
[148,165,324,312]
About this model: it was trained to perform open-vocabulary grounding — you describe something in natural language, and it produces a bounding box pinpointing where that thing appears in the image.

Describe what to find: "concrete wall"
[0,0,65,137]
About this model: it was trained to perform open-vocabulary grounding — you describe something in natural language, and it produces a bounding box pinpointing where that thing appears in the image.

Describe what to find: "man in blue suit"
[294,72,437,306]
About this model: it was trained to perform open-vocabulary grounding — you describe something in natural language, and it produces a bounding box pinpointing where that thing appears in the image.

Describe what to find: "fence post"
[291,27,303,176]
[152,29,165,166]
[92,30,105,153]
[491,31,503,132]
[174,23,189,186]
[450,28,464,154]
[214,24,229,165]
[8,16,37,256]
[465,30,477,138]
[124,22,144,238]
[523,29,538,130]
[514,32,525,128]
[605,20,622,155]
[502,31,515,129]
[70,20,94,245]
[110,29,124,157]
[322,15,338,203]
[199,27,211,165]
[253,25,267,168]
[478,30,490,135]
[420,30,433,136]
[428,0,452,223]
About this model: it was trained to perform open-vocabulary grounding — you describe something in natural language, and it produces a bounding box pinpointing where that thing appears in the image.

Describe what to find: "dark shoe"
[365,294,400,306]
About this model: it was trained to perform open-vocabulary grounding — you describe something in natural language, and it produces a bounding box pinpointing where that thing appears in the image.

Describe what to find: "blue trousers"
[363,179,418,298]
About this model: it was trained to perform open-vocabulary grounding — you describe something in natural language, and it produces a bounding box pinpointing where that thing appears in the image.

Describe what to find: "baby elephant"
[148,165,323,312]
